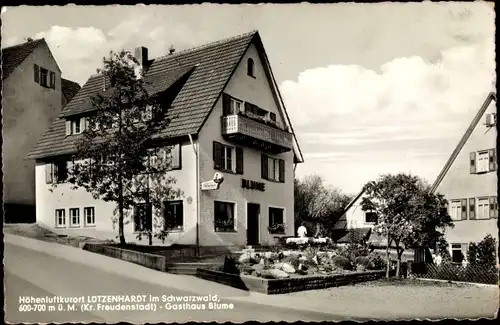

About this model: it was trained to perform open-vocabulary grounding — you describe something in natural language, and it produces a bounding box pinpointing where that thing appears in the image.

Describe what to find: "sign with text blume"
[241,179,266,191]
[201,180,220,191]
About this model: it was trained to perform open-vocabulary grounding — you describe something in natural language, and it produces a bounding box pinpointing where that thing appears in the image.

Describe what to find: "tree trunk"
[396,245,404,278]
[148,232,152,246]
[314,222,321,238]
[118,181,126,245]
[385,233,391,278]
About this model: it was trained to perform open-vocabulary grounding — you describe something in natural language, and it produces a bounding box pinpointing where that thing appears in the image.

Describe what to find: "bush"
[367,254,386,270]
[355,256,371,268]
[467,234,497,268]
[332,255,351,270]
[281,255,301,269]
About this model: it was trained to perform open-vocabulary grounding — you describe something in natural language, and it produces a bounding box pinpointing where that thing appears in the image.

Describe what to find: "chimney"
[169,45,175,55]
[134,46,148,79]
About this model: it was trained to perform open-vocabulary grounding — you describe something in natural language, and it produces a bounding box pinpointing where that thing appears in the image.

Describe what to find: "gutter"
[188,134,201,257]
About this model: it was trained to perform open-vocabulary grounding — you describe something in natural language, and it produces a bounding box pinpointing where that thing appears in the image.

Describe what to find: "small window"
[247,58,255,77]
[72,118,81,134]
[69,208,80,227]
[477,198,489,220]
[54,160,68,183]
[84,207,95,227]
[214,201,235,232]
[268,207,285,234]
[55,209,66,228]
[134,203,152,232]
[40,68,49,87]
[450,200,462,221]
[476,151,489,173]
[164,201,183,231]
[365,211,378,223]
[451,243,466,263]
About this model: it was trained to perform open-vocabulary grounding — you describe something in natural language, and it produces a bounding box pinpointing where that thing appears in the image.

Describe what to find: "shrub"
[332,255,351,270]
[281,255,301,269]
[367,254,386,270]
[355,256,371,268]
[467,234,497,268]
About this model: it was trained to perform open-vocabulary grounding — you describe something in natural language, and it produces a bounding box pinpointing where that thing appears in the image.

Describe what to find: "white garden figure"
[297,224,307,238]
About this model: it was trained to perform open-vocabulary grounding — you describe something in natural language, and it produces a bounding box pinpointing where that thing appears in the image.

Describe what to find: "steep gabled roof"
[27,30,304,162]
[430,92,497,194]
[61,78,81,104]
[1,38,45,80]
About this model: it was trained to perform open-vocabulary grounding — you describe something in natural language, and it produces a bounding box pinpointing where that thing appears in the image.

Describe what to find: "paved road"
[4,243,352,323]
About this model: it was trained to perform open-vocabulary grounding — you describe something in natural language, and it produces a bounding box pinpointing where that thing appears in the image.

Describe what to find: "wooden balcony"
[221,114,293,154]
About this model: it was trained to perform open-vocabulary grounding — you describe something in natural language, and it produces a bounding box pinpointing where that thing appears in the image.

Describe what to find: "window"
[72,118,82,134]
[451,244,466,264]
[141,105,153,121]
[230,98,242,115]
[54,160,68,183]
[84,207,95,227]
[222,93,243,115]
[55,209,66,228]
[134,203,152,232]
[247,58,255,77]
[268,207,284,234]
[261,154,285,183]
[213,142,243,174]
[164,201,183,231]
[471,149,496,174]
[69,208,80,227]
[50,71,56,89]
[40,68,49,87]
[450,200,462,221]
[214,201,235,232]
[365,211,378,223]
[477,198,490,220]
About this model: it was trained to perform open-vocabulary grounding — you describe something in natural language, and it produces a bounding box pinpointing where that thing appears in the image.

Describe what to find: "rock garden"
[213,243,387,280]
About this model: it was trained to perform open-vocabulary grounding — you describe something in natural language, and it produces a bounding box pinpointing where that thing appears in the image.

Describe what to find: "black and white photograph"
[2,2,498,323]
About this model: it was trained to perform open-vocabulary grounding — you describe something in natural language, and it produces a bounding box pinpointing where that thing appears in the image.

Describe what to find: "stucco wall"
[2,43,62,207]
[436,100,497,246]
[198,42,295,247]
[35,141,197,245]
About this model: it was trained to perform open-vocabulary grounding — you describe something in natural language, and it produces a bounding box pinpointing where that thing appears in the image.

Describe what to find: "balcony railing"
[221,114,293,152]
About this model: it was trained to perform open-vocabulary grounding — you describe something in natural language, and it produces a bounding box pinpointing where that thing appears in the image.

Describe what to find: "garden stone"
[298,256,307,262]
[312,255,319,265]
[259,270,275,279]
[269,269,290,279]
[252,264,265,272]
[281,262,296,274]
[238,254,254,264]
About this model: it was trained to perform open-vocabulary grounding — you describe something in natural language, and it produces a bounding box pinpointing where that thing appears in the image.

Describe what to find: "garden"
[211,242,387,279]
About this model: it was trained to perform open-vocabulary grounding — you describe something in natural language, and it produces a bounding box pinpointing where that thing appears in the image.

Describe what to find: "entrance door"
[247,203,260,246]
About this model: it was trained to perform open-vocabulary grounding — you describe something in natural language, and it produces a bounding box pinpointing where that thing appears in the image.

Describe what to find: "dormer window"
[66,117,87,136]
[72,118,82,134]
[247,58,255,77]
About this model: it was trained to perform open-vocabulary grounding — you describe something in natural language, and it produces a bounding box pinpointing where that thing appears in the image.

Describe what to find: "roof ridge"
[1,38,44,51]
[430,91,497,193]
[153,30,257,63]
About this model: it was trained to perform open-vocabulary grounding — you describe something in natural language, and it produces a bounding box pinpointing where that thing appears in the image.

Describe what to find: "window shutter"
[178,202,184,228]
[34,64,40,83]
[65,120,71,135]
[79,118,85,132]
[171,144,181,169]
[490,197,497,219]
[468,198,476,220]
[461,199,468,220]
[45,163,53,184]
[235,147,244,174]
[488,149,497,171]
[213,142,222,170]
[50,71,56,89]
[469,152,476,174]
[222,93,232,115]
[261,154,268,180]
[245,102,252,114]
[278,159,285,183]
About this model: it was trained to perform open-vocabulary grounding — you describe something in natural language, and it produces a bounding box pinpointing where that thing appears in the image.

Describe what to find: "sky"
[1,2,496,195]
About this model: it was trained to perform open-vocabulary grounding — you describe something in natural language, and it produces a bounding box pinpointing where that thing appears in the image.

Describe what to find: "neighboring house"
[430,92,498,264]
[332,189,375,245]
[27,31,304,248]
[2,38,81,223]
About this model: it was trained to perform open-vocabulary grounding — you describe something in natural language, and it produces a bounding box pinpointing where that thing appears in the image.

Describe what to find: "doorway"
[247,203,260,246]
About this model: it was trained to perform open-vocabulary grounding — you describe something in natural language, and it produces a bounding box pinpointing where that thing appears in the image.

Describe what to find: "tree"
[294,175,352,238]
[361,173,453,278]
[467,234,497,269]
[62,50,181,245]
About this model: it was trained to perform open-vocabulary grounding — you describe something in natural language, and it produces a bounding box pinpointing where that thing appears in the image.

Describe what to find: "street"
[4,243,349,323]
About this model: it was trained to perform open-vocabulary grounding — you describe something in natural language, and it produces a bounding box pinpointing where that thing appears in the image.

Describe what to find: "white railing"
[221,114,293,149]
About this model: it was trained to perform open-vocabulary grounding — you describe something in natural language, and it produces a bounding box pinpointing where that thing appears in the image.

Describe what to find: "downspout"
[188,134,200,258]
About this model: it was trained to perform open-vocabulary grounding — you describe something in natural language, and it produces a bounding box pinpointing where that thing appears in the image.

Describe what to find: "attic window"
[247,58,255,77]
[40,68,49,87]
